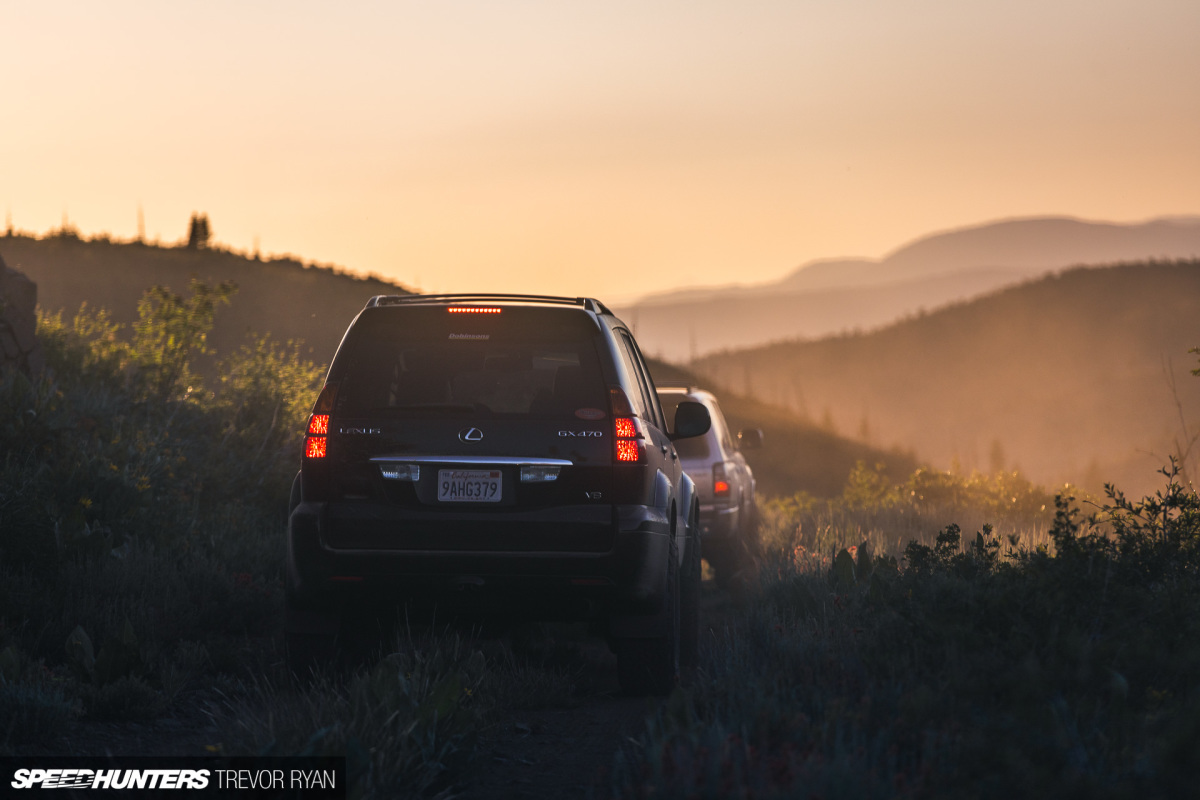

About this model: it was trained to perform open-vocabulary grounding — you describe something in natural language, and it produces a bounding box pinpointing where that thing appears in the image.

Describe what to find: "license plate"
[438,469,502,502]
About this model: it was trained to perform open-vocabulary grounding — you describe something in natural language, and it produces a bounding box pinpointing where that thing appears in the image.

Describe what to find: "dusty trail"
[462,640,657,799]
[13,587,739,796]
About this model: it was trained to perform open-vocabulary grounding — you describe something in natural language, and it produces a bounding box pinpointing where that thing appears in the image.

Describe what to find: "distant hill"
[0,234,412,366]
[645,358,918,498]
[617,216,1200,361]
[0,233,906,497]
[692,260,1200,496]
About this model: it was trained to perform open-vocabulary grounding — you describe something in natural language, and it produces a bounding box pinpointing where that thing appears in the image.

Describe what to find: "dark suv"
[286,294,711,694]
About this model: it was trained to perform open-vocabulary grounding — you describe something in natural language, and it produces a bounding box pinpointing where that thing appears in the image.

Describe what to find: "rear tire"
[679,497,702,670]
[616,533,679,696]
[284,569,338,678]
[288,471,302,517]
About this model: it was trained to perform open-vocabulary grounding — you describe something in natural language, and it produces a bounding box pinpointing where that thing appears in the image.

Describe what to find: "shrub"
[1,281,319,735]
[616,463,1200,798]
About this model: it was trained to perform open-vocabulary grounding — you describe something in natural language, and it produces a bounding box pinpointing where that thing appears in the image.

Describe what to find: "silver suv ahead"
[657,387,761,584]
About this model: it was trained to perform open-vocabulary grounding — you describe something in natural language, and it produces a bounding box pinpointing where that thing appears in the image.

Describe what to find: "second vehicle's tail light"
[713,462,730,496]
[304,383,339,460]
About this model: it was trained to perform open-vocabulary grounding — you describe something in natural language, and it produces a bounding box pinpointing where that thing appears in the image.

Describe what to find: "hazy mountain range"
[617,216,1200,361]
[693,259,1200,497]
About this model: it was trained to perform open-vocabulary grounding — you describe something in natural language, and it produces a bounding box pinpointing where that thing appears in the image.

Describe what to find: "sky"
[3,0,1199,303]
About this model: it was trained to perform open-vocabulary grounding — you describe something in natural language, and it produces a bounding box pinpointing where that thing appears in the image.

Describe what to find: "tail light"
[304,383,338,460]
[713,462,731,497]
[611,386,643,463]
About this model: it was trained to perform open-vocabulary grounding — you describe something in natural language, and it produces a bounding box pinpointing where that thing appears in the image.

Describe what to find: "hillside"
[0,232,905,497]
[0,234,412,367]
[617,216,1200,361]
[692,260,1200,496]
[645,357,918,497]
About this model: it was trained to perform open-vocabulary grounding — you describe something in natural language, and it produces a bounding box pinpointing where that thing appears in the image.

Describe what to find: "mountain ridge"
[616,215,1200,360]
[691,259,1200,496]
[0,234,413,366]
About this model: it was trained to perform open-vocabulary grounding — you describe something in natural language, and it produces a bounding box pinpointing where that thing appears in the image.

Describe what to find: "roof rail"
[364,293,611,315]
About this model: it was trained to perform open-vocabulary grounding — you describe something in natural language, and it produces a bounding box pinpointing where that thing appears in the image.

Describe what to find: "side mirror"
[670,401,711,440]
[738,428,763,450]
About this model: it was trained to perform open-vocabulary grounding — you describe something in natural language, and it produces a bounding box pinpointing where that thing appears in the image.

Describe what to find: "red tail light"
[616,440,640,462]
[305,437,328,459]
[448,306,501,314]
[611,386,643,463]
[713,462,730,496]
[304,384,338,460]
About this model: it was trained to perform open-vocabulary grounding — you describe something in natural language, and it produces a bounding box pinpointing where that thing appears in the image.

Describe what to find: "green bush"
[758,461,1055,566]
[1,280,321,733]
[616,463,1200,798]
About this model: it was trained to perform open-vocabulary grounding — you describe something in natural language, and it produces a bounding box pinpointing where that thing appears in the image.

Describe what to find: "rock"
[0,251,44,376]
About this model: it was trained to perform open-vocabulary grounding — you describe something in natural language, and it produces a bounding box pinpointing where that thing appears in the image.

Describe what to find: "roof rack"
[364,293,611,315]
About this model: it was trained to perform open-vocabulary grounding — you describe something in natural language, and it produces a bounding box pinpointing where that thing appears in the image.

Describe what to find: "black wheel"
[679,497,702,671]
[283,569,338,678]
[288,471,302,517]
[616,531,679,696]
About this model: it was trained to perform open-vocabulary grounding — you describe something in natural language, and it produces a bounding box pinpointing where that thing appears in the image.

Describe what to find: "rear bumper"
[698,502,739,540]
[286,501,670,619]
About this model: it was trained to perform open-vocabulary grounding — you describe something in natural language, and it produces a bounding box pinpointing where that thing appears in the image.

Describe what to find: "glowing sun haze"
[4,0,1198,303]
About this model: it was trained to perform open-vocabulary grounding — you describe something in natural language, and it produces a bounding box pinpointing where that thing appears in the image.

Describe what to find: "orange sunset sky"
[4,0,1199,303]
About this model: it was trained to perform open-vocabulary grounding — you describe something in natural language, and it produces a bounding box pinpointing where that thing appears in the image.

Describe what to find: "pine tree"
[186,213,212,250]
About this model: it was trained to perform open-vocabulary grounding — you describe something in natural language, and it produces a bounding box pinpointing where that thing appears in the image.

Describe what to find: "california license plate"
[438,469,502,502]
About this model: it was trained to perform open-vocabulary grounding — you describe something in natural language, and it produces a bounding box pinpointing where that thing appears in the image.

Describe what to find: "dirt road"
[462,640,658,799]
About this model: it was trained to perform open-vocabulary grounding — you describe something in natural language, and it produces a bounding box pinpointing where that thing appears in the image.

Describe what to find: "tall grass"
[1,281,322,743]
[758,460,1057,569]
[615,464,1200,798]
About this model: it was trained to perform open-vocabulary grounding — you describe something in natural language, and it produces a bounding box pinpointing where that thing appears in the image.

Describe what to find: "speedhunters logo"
[4,758,345,798]
[11,768,209,790]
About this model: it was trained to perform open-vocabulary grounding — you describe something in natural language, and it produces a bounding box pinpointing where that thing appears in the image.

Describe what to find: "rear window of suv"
[333,306,609,419]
